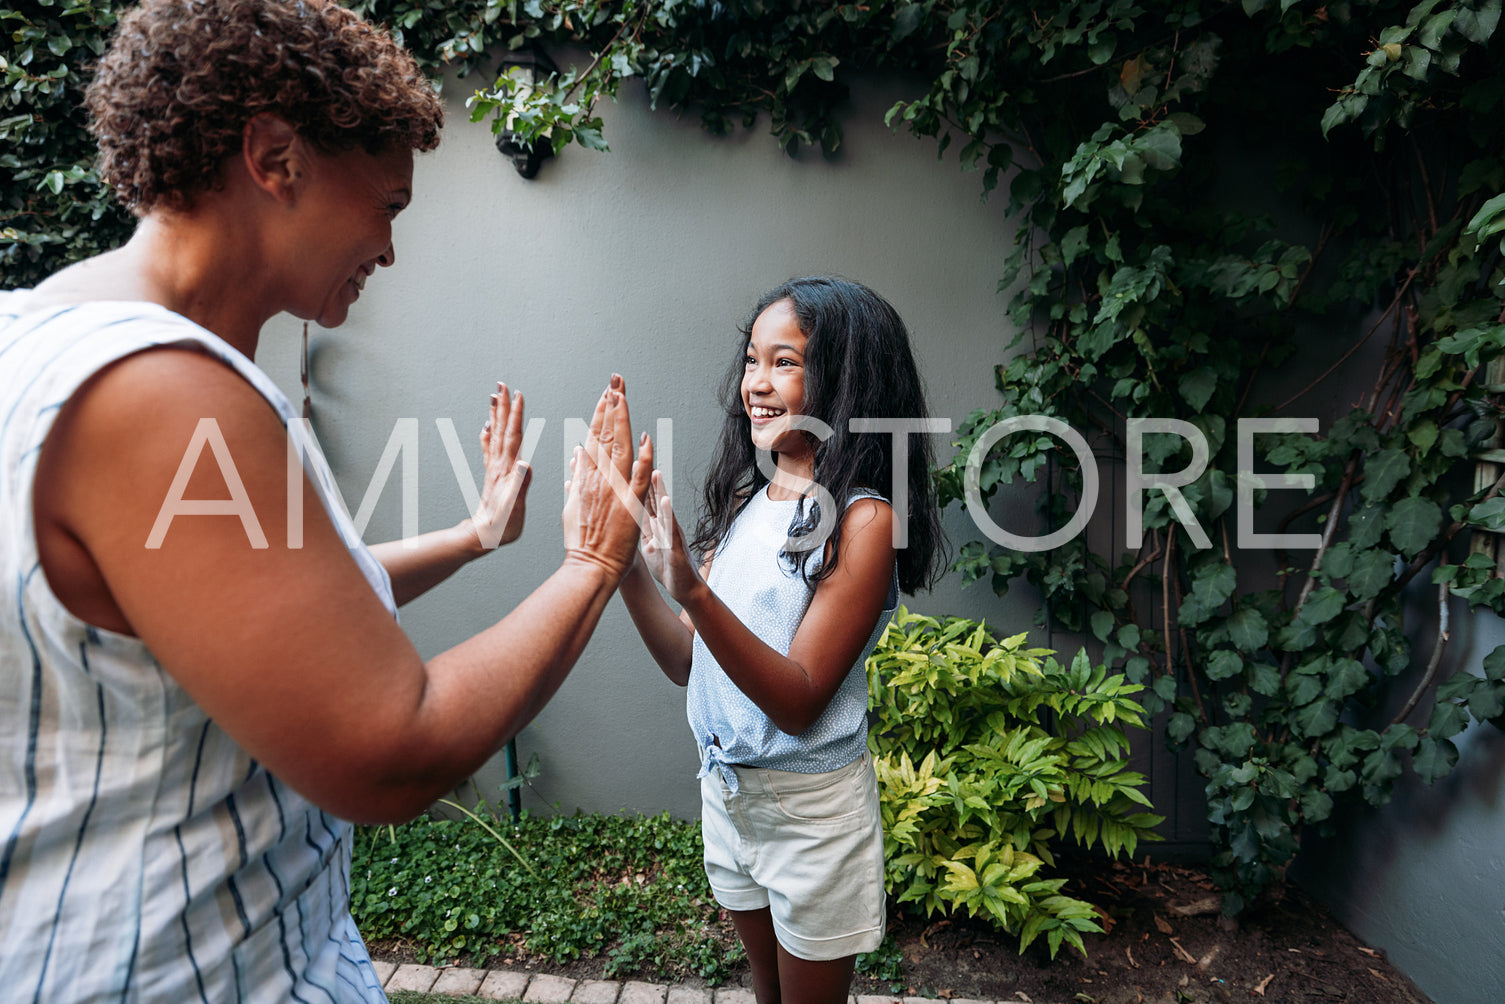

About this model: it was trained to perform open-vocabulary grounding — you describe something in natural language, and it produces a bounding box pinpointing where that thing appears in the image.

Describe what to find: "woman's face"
[289,144,414,329]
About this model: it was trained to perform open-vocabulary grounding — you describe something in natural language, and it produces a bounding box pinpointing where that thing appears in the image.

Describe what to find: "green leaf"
[1427,700,1472,739]
[1467,496,1505,531]
[1483,644,1505,681]
[1206,649,1243,681]
[1090,609,1115,642]
[1324,658,1370,700]
[1466,191,1505,249]
[1300,787,1334,822]
[1287,669,1323,706]
[1385,496,1443,557]
[1167,712,1197,743]
[1347,548,1396,600]
[1298,587,1346,626]
[1407,420,1439,453]
[1412,737,1459,784]
[891,3,924,42]
[1181,563,1237,625]
[1247,661,1281,696]
[1154,674,1178,702]
[1179,366,1217,411]
[1360,449,1411,502]
[1348,505,1386,549]
[1225,608,1269,652]
[1060,226,1090,266]
[1293,698,1339,738]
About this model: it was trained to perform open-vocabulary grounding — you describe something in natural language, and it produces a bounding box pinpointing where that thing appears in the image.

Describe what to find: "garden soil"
[841,857,1435,1004]
[373,856,1434,1004]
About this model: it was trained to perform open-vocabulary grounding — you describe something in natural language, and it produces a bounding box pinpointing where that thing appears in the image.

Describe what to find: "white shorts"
[699,752,885,961]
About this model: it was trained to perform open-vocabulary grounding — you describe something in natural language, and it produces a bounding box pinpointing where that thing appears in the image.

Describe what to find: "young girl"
[619,276,943,1002]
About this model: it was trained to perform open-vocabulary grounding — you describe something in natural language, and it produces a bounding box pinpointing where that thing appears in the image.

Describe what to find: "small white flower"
[388,887,397,897]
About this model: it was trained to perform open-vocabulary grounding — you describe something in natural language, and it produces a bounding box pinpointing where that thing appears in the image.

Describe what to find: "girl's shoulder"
[845,486,892,507]
[839,493,894,533]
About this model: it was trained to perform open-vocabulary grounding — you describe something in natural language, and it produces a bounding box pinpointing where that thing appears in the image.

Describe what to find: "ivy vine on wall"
[8,0,1505,917]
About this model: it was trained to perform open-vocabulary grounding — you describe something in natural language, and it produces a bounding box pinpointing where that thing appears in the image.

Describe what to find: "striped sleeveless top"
[0,293,394,1003]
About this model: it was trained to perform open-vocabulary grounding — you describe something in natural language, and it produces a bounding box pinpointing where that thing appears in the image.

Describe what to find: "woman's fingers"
[501,385,524,466]
[584,378,613,452]
[471,381,531,549]
[563,380,655,581]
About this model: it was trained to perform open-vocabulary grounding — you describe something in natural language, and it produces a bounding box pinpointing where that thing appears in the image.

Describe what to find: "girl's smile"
[742,299,811,471]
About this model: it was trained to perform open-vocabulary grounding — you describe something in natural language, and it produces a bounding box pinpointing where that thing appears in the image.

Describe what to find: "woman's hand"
[638,470,705,604]
[562,374,653,583]
[467,381,531,551]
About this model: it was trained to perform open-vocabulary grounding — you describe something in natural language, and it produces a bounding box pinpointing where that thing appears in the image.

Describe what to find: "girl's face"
[741,298,811,462]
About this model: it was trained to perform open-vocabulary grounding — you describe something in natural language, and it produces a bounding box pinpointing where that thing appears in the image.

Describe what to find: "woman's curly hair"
[85,0,444,214]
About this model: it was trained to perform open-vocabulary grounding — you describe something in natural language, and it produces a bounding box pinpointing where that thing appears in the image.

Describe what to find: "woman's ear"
[241,113,304,203]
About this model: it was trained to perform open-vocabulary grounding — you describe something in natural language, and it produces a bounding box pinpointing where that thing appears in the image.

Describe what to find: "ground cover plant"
[351,809,743,982]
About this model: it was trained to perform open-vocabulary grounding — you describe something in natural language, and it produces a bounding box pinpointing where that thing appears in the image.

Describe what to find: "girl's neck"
[764,453,816,501]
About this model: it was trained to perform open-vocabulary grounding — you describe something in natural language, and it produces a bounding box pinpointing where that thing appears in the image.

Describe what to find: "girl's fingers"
[653,491,674,550]
[632,431,653,494]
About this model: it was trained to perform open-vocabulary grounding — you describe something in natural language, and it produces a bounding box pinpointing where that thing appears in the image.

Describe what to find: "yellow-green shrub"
[867,609,1163,958]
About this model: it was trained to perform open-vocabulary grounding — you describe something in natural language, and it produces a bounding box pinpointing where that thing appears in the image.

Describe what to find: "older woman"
[0,1,650,1001]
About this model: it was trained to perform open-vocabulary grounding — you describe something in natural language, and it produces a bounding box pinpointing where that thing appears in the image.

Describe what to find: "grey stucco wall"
[1294,607,1505,1004]
[255,71,1036,821]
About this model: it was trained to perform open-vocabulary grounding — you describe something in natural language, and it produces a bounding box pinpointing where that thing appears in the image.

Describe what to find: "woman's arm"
[36,354,649,824]
[369,382,531,606]
[645,488,896,735]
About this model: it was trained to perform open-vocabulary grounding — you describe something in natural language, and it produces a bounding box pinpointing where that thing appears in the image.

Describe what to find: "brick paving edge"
[377,965,1017,1004]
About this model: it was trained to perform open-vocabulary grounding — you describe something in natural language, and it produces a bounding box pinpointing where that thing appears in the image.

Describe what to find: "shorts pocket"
[768,762,867,824]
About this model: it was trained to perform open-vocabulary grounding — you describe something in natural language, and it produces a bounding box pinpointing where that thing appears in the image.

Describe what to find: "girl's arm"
[36,355,650,824]
[646,487,896,735]
[369,383,531,606]
[617,471,703,686]
[618,560,694,686]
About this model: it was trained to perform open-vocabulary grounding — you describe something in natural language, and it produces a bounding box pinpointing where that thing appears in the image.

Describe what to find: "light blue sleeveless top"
[687,484,897,792]
[0,293,394,1003]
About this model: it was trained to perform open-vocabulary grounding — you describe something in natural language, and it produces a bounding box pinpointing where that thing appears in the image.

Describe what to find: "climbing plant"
[10,0,1505,916]
[1,1,129,287]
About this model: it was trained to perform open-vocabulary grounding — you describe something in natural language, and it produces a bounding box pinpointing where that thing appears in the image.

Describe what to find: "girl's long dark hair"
[690,276,945,594]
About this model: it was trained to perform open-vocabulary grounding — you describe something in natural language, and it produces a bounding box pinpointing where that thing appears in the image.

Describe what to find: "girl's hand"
[468,381,531,551]
[639,470,704,603]
[562,375,653,582]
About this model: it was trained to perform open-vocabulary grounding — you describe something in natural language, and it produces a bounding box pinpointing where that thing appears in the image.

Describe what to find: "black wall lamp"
[494,45,559,179]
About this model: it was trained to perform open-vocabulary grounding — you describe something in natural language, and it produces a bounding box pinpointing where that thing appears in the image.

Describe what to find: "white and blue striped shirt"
[0,293,394,1003]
